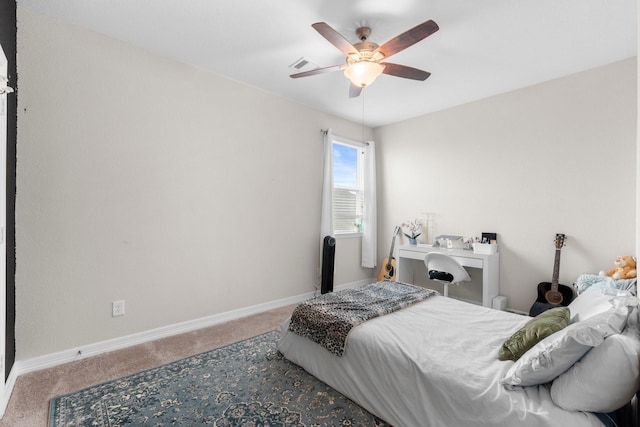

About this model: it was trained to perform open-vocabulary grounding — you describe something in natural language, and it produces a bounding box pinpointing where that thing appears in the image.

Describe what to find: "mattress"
[278,295,603,427]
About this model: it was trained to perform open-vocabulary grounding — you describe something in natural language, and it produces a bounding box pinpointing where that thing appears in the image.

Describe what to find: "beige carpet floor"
[0,304,296,427]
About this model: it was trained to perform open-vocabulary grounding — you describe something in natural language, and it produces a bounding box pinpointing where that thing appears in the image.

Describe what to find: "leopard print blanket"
[288,281,438,356]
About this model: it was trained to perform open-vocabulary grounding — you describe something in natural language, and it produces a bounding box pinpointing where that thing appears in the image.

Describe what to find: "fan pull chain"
[361,89,365,151]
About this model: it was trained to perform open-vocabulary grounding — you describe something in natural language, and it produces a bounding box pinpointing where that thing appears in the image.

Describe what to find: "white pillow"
[567,289,615,323]
[550,326,640,412]
[500,306,628,387]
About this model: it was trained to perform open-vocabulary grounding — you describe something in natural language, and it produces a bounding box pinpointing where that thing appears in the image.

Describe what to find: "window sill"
[334,232,362,239]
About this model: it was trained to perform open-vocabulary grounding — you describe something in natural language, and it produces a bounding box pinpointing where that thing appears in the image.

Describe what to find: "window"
[332,139,363,234]
[321,129,376,267]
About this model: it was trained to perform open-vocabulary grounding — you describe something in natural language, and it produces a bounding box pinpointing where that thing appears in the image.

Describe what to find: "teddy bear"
[599,255,637,280]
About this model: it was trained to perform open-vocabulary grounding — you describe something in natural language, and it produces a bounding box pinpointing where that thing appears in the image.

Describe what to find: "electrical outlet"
[112,300,125,317]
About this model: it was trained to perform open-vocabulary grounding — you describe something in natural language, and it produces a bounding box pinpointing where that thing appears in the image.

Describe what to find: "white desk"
[397,244,500,307]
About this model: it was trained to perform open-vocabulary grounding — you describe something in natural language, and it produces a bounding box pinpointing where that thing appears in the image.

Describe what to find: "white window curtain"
[320,129,377,269]
[361,140,377,268]
[320,129,334,246]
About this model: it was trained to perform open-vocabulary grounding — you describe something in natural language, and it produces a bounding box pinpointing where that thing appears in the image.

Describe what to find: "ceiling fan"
[290,20,439,98]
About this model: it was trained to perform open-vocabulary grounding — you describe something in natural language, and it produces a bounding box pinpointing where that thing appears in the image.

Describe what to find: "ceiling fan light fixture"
[293,20,438,96]
[344,61,385,88]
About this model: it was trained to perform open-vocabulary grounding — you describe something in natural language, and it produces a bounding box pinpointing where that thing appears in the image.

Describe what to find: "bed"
[278,279,640,427]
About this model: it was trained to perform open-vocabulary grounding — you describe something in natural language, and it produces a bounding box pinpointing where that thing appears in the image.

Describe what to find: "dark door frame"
[0,1,17,379]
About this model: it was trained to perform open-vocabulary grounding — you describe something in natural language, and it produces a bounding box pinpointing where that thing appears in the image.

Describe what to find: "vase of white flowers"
[402,219,422,245]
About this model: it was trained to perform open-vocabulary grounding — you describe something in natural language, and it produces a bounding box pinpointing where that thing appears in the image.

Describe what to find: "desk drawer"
[398,249,429,261]
[398,249,484,269]
[455,257,483,269]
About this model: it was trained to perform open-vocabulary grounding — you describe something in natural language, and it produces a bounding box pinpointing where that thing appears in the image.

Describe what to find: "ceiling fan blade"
[381,62,431,80]
[349,83,363,98]
[375,20,439,59]
[312,22,359,56]
[290,64,345,78]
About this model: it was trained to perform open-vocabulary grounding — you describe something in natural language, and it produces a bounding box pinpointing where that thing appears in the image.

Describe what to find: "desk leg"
[396,256,415,284]
[482,256,500,307]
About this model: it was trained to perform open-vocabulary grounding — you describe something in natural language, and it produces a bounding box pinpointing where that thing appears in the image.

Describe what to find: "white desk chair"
[424,252,471,297]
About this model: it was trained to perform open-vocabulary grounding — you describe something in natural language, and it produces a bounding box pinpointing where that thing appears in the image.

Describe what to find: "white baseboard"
[0,366,18,418]
[7,278,372,383]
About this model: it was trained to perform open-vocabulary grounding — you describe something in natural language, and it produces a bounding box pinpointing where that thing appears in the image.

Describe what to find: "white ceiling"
[18,0,638,127]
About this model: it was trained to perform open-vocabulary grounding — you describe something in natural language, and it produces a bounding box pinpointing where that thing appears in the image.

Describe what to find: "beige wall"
[375,58,637,312]
[14,7,638,360]
[15,9,373,359]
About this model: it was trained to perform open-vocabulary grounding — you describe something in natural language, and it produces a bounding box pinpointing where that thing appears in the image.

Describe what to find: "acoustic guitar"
[377,226,401,282]
[529,233,574,316]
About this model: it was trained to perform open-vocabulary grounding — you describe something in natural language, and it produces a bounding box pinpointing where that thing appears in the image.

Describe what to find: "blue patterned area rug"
[49,330,389,426]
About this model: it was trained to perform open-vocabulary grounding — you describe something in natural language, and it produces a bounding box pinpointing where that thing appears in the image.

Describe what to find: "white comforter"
[278,295,603,427]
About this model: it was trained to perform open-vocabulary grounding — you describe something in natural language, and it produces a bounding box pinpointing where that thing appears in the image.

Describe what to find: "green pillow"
[499,307,570,361]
